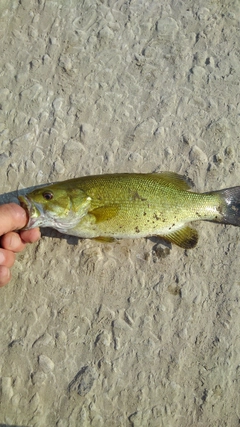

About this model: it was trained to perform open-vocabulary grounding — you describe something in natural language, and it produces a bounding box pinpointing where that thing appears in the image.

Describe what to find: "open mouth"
[18,195,40,229]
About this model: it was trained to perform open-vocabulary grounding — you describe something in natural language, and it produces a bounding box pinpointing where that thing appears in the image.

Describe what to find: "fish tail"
[209,187,240,226]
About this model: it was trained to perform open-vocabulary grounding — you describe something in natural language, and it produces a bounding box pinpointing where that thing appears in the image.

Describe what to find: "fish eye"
[43,191,53,200]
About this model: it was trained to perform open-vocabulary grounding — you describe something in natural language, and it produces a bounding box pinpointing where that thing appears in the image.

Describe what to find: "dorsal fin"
[143,172,194,191]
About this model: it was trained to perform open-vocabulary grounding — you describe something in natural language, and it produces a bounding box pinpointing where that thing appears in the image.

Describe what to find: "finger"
[0,266,11,287]
[0,249,15,268]
[0,204,28,235]
[20,228,41,243]
[1,229,41,252]
[0,232,26,253]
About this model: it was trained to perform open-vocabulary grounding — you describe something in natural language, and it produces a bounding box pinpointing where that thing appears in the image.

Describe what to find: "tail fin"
[210,187,240,226]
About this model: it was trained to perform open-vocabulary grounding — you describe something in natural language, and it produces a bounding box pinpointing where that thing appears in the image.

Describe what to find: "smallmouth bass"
[18,172,240,249]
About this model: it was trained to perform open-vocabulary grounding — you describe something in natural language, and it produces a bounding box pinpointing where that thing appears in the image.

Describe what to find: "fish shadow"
[149,236,172,248]
[0,425,29,427]
[41,228,79,245]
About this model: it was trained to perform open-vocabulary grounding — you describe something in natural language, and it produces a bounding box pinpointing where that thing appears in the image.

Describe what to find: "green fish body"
[18,172,240,249]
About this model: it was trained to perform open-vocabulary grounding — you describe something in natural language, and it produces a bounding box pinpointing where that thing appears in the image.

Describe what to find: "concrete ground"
[1,1,240,426]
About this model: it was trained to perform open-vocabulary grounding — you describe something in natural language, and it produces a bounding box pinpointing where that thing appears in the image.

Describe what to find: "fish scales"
[18,172,240,249]
[74,175,214,233]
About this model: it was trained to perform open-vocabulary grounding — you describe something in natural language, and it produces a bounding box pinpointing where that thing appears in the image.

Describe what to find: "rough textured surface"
[1,1,240,426]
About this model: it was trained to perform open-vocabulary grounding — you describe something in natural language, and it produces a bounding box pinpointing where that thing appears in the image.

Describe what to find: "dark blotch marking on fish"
[153,213,161,221]
[130,191,147,202]
[135,226,140,233]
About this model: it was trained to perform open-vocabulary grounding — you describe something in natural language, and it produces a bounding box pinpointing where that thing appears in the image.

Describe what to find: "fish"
[18,172,240,249]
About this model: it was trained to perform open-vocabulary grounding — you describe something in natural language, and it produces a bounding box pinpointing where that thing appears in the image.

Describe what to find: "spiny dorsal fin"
[160,225,198,249]
[149,172,194,191]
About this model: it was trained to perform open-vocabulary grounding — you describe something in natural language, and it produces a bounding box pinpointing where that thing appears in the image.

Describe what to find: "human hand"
[0,203,40,287]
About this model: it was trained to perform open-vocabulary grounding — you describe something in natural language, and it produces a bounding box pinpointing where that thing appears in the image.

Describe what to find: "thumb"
[0,203,28,236]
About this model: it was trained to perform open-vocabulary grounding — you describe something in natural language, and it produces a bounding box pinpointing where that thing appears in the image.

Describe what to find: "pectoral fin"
[160,226,199,249]
[89,205,119,223]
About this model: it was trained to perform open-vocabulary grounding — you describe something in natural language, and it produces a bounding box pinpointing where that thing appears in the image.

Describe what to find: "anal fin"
[159,226,199,249]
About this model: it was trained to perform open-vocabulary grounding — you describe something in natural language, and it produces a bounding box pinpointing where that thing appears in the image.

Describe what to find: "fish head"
[18,184,91,232]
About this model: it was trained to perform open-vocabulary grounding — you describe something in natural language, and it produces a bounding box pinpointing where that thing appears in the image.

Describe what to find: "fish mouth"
[18,195,81,232]
[18,195,42,229]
